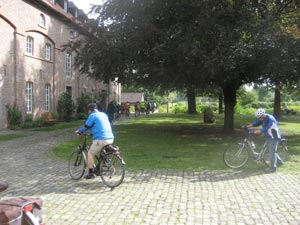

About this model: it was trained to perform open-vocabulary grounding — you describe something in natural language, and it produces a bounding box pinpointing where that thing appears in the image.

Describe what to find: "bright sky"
[70,0,104,14]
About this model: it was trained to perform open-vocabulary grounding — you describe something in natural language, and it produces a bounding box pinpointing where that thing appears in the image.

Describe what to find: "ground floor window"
[45,84,51,111]
[26,82,33,113]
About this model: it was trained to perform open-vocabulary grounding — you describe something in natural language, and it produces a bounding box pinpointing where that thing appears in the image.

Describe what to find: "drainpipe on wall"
[13,31,17,103]
[52,47,56,113]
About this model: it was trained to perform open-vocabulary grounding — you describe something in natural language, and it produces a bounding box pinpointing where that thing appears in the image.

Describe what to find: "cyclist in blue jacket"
[75,103,114,179]
[246,108,283,173]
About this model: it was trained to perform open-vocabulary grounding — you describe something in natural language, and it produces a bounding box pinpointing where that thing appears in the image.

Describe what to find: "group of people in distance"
[91,100,157,124]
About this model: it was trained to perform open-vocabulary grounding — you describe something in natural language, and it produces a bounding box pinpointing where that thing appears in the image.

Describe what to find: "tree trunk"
[187,87,196,114]
[273,84,282,119]
[218,94,223,114]
[222,85,237,132]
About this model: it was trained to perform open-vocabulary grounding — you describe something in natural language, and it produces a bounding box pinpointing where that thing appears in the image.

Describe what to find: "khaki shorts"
[89,139,114,156]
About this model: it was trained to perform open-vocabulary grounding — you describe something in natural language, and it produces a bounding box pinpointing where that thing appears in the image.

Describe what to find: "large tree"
[74,0,300,131]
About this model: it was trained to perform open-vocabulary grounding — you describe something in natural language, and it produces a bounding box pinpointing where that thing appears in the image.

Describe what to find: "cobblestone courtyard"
[0,128,300,224]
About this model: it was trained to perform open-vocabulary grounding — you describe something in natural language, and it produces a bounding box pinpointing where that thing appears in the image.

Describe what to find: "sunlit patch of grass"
[49,113,300,173]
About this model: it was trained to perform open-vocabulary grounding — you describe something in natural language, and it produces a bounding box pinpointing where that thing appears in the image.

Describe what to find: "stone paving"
[0,126,300,225]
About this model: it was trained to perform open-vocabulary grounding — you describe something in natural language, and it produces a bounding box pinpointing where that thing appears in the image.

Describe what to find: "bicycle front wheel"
[223,143,250,169]
[68,149,87,180]
[99,153,125,188]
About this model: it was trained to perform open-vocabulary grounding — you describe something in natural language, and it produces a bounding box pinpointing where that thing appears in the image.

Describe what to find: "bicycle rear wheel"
[223,143,249,169]
[278,142,288,162]
[263,142,288,166]
[68,149,87,180]
[99,153,125,188]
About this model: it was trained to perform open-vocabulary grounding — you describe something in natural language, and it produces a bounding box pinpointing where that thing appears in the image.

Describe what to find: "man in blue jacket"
[75,103,114,179]
[246,108,283,173]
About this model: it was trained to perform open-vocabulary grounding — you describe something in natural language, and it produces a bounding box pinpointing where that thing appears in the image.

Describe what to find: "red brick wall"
[0,0,119,128]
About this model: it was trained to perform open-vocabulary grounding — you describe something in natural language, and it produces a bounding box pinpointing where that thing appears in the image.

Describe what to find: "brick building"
[0,0,120,129]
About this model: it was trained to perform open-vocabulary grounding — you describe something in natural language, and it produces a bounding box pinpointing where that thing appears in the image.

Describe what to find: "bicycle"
[223,127,288,169]
[124,108,130,118]
[0,181,44,225]
[68,133,126,188]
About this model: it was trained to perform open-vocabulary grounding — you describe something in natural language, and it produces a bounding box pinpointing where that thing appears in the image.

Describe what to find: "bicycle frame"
[243,135,267,161]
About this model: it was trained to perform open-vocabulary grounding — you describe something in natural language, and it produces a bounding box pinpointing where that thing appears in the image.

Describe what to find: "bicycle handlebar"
[75,132,91,137]
[240,126,256,142]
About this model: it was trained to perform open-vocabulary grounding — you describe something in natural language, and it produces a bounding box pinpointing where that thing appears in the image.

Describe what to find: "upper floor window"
[65,53,72,77]
[70,30,74,39]
[50,0,55,4]
[63,0,68,12]
[26,36,34,55]
[39,14,46,27]
[26,82,33,114]
[45,43,51,61]
[70,30,78,39]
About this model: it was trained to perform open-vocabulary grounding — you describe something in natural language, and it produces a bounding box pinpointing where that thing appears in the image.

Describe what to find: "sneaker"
[264,167,276,174]
[84,173,96,179]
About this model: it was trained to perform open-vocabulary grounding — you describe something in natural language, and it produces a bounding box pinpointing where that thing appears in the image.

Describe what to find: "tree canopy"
[73,0,300,131]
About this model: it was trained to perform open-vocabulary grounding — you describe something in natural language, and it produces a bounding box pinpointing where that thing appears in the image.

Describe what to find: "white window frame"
[26,82,33,114]
[63,0,68,12]
[65,53,72,77]
[39,14,46,27]
[45,84,51,111]
[45,43,51,61]
[26,36,34,55]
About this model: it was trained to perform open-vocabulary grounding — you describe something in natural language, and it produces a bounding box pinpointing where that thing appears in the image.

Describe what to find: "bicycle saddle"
[0,181,8,193]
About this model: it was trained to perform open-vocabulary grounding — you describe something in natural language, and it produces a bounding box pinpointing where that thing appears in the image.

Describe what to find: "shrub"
[22,114,33,128]
[6,103,22,129]
[157,105,167,113]
[199,105,217,114]
[289,106,300,115]
[57,92,74,122]
[173,103,187,114]
[238,90,258,106]
[76,93,95,116]
[33,118,43,127]
[247,102,273,109]
[235,102,251,115]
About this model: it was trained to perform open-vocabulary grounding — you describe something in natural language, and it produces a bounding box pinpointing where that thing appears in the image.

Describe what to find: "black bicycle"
[223,127,288,169]
[68,133,125,188]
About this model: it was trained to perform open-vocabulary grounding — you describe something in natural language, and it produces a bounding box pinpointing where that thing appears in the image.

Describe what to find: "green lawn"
[51,113,300,173]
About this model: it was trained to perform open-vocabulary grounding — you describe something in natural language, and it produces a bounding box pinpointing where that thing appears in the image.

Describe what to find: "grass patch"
[50,113,300,173]
[33,120,83,131]
[0,134,26,141]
